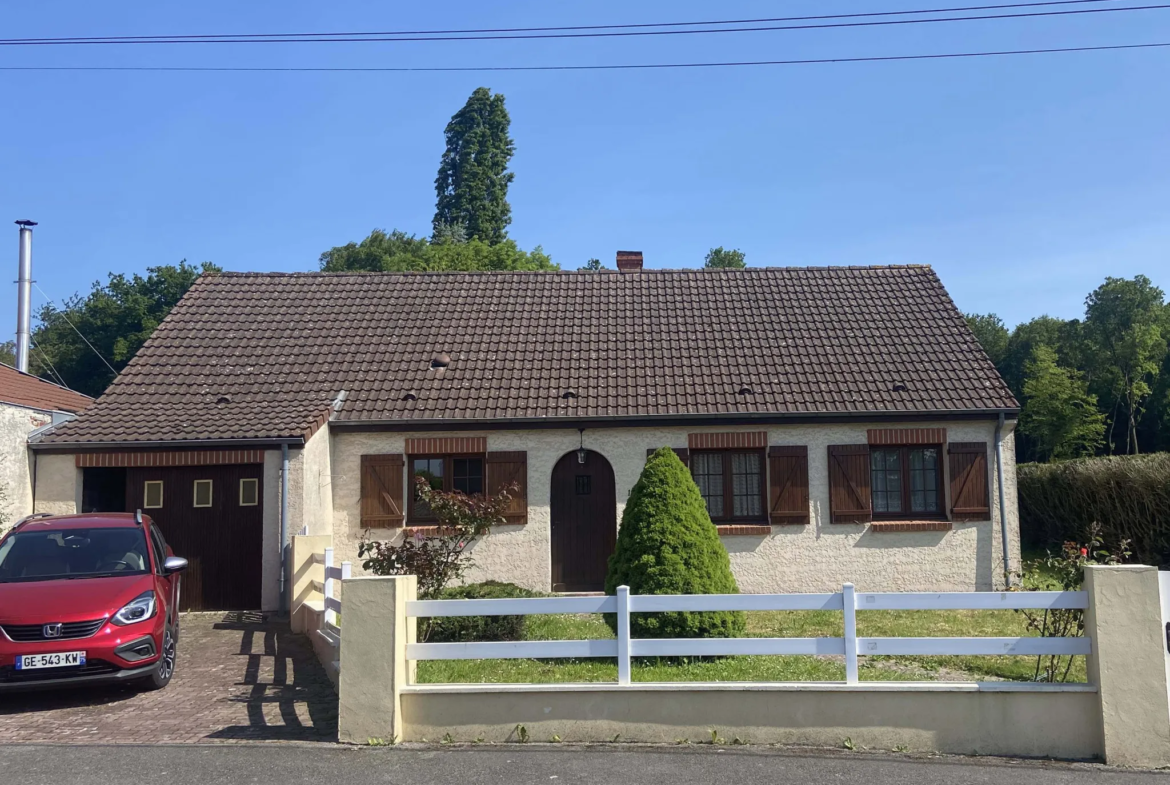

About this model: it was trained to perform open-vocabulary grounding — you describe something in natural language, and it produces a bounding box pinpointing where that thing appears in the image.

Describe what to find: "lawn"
[416,560,1087,686]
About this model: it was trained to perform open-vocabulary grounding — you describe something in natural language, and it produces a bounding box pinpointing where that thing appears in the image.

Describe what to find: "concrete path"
[1,744,1164,785]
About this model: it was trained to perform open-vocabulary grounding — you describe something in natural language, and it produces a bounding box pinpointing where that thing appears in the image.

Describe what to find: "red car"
[0,512,186,692]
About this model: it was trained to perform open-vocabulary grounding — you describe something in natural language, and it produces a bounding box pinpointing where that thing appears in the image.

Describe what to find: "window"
[409,454,485,520]
[869,447,942,518]
[193,479,213,508]
[690,450,765,522]
[144,481,164,509]
[149,525,168,574]
[239,478,259,506]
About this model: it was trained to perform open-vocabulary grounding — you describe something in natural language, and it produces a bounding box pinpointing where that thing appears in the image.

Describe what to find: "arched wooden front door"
[550,450,617,593]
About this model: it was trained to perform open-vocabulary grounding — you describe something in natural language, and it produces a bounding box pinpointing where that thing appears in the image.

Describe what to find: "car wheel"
[139,626,177,691]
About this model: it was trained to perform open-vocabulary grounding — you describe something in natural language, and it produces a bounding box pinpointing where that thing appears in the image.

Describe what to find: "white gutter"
[995,413,1012,587]
[280,443,290,613]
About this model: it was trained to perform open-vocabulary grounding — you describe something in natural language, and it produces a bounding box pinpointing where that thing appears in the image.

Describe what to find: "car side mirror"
[163,556,188,574]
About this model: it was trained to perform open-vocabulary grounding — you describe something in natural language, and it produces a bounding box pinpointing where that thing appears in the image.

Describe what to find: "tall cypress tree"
[433,87,515,245]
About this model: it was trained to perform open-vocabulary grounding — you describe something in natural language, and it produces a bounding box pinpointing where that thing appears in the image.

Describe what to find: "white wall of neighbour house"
[300,425,334,537]
[329,420,1020,594]
[31,452,83,519]
[0,402,53,530]
[261,449,284,611]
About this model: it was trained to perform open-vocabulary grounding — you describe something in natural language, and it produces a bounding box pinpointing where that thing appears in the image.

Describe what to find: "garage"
[78,452,266,612]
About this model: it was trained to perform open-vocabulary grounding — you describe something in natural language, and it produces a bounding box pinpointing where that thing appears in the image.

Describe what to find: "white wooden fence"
[405,583,1090,685]
[313,547,350,675]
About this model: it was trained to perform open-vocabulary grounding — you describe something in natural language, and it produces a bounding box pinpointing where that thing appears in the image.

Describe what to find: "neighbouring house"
[0,363,92,529]
[27,254,1021,610]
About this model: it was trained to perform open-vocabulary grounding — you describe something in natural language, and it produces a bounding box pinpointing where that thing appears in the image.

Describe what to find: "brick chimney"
[616,250,643,273]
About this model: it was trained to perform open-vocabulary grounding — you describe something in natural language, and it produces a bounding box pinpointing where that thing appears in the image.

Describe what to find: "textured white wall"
[301,425,334,537]
[330,420,1020,593]
[32,452,83,519]
[261,449,283,611]
[0,403,52,530]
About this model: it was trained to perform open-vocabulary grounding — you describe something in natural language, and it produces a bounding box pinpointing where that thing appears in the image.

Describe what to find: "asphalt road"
[1,744,1166,785]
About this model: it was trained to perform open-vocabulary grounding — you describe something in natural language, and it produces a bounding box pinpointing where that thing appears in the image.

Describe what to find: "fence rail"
[314,547,350,674]
[403,583,1090,685]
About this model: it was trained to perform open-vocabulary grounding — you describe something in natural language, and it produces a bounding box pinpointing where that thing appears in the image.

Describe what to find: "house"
[27,254,1021,610]
[0,363,92,529]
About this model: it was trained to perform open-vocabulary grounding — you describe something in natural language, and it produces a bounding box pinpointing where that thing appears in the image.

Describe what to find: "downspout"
[280,443,290,613]
[994,413,1012,587]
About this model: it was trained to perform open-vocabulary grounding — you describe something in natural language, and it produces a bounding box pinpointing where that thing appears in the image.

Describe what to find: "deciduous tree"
[964,313,1010,367]
[703,247,747,269]
[1020,346,1105,461]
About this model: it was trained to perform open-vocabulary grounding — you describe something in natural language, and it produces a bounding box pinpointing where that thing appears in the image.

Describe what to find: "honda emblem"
[43,623,63,639]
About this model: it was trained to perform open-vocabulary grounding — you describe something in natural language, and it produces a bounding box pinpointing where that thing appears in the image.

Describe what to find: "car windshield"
[0,528,151,583]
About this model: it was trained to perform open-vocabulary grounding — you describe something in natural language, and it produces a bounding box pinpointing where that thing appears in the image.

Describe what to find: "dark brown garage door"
[125,465,264,611]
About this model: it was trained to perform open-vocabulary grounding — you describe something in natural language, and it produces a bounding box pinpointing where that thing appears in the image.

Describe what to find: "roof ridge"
[210,265,934,278]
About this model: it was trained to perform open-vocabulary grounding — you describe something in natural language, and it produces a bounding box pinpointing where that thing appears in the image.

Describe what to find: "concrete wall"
[32,452,82,518]
[300,425,334,537]
[401,684,1100,758]
[0,402,52,530]
[261,449,283,611]
[330,420,1019,593]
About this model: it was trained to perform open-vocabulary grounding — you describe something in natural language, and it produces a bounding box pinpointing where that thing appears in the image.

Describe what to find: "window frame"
[239,478,259,507]
[689,447,768,523]
[869,445,945,520]
[407,453,486,522]
[143,480,164,509]
[193,479,214,509]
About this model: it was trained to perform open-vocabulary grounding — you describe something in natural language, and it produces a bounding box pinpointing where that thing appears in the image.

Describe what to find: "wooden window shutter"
[948,442,991,521]
[827,444,872,524]
[360,454,405,528]
[647,447,690,466]
[487,451,528,525]
[768,446,809,525]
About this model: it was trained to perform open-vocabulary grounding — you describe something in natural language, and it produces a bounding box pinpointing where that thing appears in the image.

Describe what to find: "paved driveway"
[0,613,337,744]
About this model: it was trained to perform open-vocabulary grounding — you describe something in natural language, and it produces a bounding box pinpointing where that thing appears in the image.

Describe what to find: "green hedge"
[1018,452,1170,566]
[424,581,543,643]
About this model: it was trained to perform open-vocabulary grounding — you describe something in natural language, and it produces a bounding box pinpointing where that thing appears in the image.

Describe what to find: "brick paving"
[0,613,338,744]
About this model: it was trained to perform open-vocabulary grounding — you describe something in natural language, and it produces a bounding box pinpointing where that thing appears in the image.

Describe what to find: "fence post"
[342,561,352,581]
[323,547,335,626]
[842,583,858,684]
[617,585,631,686]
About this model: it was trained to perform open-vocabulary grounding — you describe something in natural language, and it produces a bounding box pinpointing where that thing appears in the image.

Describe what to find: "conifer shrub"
[604,448,746,639]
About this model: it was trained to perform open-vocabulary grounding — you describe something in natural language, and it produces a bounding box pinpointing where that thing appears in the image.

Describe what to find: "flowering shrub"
[1017,522,1130,682]
[358,476,516,601]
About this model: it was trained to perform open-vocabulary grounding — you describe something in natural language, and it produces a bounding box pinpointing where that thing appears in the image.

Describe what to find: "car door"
[148,523,179,626]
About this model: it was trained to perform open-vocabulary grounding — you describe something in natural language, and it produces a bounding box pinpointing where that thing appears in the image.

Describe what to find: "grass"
[416,585,1088,685]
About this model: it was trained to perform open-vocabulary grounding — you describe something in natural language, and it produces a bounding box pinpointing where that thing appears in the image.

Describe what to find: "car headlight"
[111,591,156,626]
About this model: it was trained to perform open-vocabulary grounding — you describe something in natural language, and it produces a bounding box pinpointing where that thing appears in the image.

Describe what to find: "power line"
[0,0,1128,44]
[28,336,74,391]
[2,41,1167,72]
[2,3,1166,46]
[32,283,120,377]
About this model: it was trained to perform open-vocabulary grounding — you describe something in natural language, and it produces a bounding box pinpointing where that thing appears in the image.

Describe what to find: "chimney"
[616,250,643,273]
[14,220,36,373]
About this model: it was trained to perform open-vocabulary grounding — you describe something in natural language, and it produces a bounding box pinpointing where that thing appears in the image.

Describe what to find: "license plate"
[14,651,86,670]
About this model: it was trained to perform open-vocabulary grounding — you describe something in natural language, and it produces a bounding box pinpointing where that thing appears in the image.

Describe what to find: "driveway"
[0,612,337,744]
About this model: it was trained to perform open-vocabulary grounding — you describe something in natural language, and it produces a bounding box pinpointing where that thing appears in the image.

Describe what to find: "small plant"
[731,736,748,746]
[515,724,529,743]
[842,737,857,751]
[611,733,622,743]
[473,736,485,744]
[441,732,455,745]
[360,478,517,601]
[894,744,910,753]
[1016,524,1130,683]
[367,736,397,746]
[675,738,691,745]
[709,729,724,745]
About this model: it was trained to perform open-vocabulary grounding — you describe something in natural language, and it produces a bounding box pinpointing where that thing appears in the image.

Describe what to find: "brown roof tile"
[37,266,1017,445]
[0,363,93,414]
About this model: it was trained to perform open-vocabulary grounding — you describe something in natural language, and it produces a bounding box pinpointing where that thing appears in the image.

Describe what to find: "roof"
[36,267,1018,446]
[0,363,93,414]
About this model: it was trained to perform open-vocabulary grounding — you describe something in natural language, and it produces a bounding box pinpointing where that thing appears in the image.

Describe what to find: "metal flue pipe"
[14,220,36,373]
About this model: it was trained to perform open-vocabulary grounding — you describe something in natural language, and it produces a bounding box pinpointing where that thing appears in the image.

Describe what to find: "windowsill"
[869,520,953,533]
[715,524,772,536]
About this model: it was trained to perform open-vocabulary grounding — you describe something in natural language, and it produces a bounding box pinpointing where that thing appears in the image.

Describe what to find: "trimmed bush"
[1018,453,1170,566]
[424,581,543,643]
[605,447,746,639]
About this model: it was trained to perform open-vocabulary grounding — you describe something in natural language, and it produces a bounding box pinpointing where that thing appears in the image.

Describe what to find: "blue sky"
[1,1,1167,336]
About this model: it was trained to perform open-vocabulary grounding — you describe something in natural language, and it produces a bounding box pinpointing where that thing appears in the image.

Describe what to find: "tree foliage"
[964,313,1009,367]
[605,448,745,639]
[0,340,14,368]
[28,261,219,397]
[433,87,515,244]
[704,247,747,269]
[1020,346,1105,461]
[319,228,555,273]
[578,258,605,272]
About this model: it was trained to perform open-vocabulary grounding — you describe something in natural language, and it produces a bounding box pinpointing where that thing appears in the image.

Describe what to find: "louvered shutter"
[487,451,528,525]
[360,454,405,528]
[948,442,991,521]
[827,444,872,524]
[647,447,690,466]
[768,446,809,525]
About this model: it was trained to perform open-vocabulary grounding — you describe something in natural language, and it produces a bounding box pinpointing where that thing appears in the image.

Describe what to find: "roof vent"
[215,395,232,405]
[737,386,754,396]
[431,352,451,370]
[892,382,908,393]
[402,392,418,402]
[562,390,578,400]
